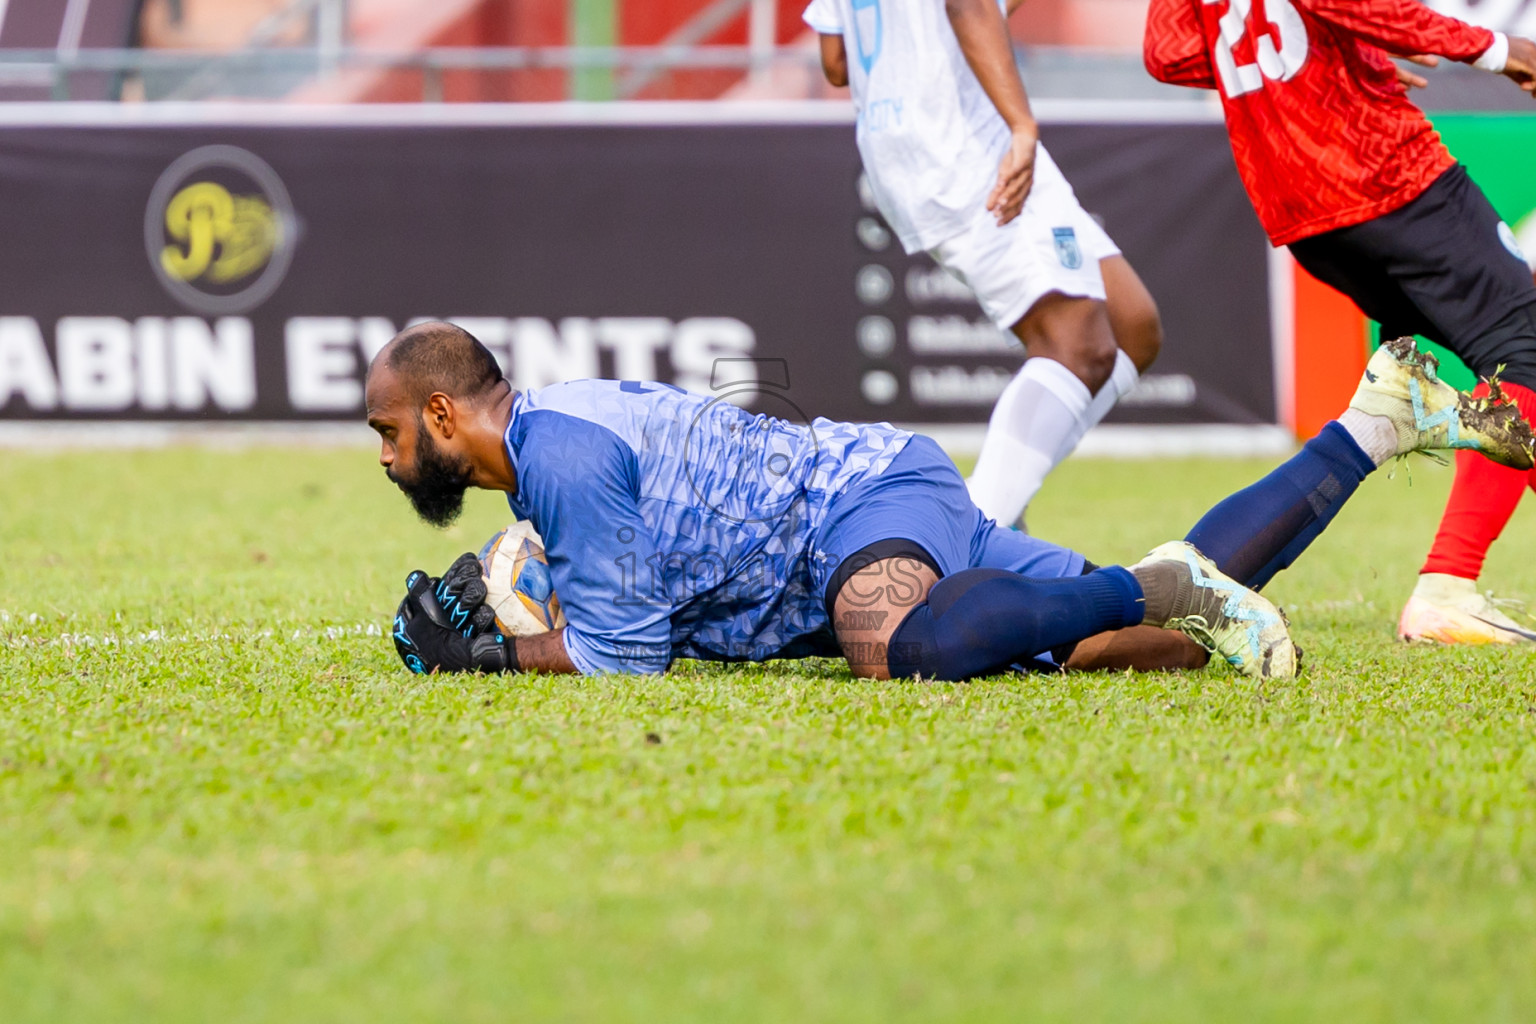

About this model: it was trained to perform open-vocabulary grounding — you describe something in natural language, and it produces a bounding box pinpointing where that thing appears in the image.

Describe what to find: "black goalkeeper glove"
[392,569,517,675]
[432,552,499,637]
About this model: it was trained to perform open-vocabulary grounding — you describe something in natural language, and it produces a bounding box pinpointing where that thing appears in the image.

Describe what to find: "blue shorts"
[809,434,1086,612]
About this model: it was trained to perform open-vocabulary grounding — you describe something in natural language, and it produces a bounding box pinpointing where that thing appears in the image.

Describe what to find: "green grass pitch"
[4,445,1536,1022]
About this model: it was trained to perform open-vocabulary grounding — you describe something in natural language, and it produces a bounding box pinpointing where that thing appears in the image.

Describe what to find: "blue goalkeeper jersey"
[502,380,913,675]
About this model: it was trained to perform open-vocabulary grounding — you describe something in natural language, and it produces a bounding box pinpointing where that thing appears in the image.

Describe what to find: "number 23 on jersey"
[1206,0,1310,97]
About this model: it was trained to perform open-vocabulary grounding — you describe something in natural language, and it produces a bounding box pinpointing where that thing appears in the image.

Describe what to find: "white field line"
[1,615,384,651]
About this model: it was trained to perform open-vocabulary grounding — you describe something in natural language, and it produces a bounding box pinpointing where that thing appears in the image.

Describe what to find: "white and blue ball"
[477,521,566,636]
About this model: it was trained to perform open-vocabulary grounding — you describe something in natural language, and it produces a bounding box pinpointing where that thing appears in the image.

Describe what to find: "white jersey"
[803,0,1013,253]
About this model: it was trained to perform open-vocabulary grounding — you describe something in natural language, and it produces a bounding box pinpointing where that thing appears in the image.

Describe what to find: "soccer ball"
[477,521,566,636]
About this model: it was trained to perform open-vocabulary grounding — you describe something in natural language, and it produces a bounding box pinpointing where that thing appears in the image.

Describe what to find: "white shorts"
[927,145,1121,332]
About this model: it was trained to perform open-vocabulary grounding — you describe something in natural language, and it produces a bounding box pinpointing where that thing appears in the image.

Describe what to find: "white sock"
[1337,407,1398,466]
[966,357,1093,524]
[1053,350,1140,463]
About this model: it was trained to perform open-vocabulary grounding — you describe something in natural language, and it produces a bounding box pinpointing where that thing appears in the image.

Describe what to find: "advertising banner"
[0,106,1273,426]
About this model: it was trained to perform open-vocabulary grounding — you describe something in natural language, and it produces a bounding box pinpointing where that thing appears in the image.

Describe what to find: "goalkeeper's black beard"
[392,427,472,528]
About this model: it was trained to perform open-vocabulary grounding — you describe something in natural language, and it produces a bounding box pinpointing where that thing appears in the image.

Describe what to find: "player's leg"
[1384,170,1536,642]
[845,542,1293,682]
[1408,306,1536,643]
[970,292,1119,526]
[968,515,1208,672]
[953,146,1145,528]
[1028,334,1519,668]
[1184,335,1533,591]
[1177,197,1529,594]
[1062,624,1210,672]
[1181,236,1409,589]
[1296,166,1536,642]
[817,436,1293,680]
[817,435,1102,678]
[835,555,1141,680]
[830,551,940,679]
[863,338,1526,677]
[1039,251,1162,473]
[1101,254,1163,373]
[963,297,1116,532]
[817,434,1080,676]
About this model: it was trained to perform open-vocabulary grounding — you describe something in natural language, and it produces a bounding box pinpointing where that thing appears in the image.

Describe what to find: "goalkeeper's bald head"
[365,321,514,528]
[370,320,505,410]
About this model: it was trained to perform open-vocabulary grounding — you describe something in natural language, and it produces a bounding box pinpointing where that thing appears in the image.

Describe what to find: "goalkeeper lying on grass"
[366,322,1533,682]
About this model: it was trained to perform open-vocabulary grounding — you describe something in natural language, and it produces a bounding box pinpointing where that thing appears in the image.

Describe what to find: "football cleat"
[1131,541,1299,681]
[1398,573,1536,645]
[1349,337,1535,470]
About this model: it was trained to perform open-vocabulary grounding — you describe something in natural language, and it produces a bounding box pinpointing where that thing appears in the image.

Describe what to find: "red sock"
[1421,381,1536,580]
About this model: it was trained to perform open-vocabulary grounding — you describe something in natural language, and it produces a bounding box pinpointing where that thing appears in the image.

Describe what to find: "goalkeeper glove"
[432,551,499,636]
[392,569,517,674]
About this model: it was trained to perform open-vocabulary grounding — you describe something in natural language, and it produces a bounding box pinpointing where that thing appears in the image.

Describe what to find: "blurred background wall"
[2,0,1534,448]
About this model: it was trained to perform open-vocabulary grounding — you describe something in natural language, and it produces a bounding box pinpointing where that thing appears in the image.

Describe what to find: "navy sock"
[886,566,1145,681]
[1185,421,1376,591]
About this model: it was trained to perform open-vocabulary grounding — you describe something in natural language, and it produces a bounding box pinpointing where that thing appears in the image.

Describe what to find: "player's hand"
[392,570,513,674]
[1503,36,1536,94]
[987,124,1038,226]
[1393,54,1437,89]
[434,552,499,636]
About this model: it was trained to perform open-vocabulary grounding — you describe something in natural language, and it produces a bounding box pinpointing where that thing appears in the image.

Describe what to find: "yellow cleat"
[1132,541,1300,681]
[1350,337,1535,470]
[1398,573,1536,645]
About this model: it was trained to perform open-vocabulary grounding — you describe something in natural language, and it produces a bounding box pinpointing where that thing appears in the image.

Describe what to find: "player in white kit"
[804,0,1162,528]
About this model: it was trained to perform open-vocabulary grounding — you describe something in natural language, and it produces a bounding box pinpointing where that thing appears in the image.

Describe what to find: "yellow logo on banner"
[160,182,280,285]
[145,145,296,315]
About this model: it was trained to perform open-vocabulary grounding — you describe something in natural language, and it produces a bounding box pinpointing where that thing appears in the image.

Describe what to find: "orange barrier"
[1290,260,1369,439]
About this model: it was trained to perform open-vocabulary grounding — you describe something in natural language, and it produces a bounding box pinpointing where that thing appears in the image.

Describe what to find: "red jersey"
[1144,0,1495,245]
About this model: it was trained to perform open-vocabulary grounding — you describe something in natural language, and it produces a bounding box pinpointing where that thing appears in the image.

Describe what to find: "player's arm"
[817,33,848,87]
[945,0,1039,224]
[1143,0,1218,89]
[512,628,578,674]
[803,1,848,87]
[393,415,671,677]
[1300,0,1536,93]
[514,412,675,677]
